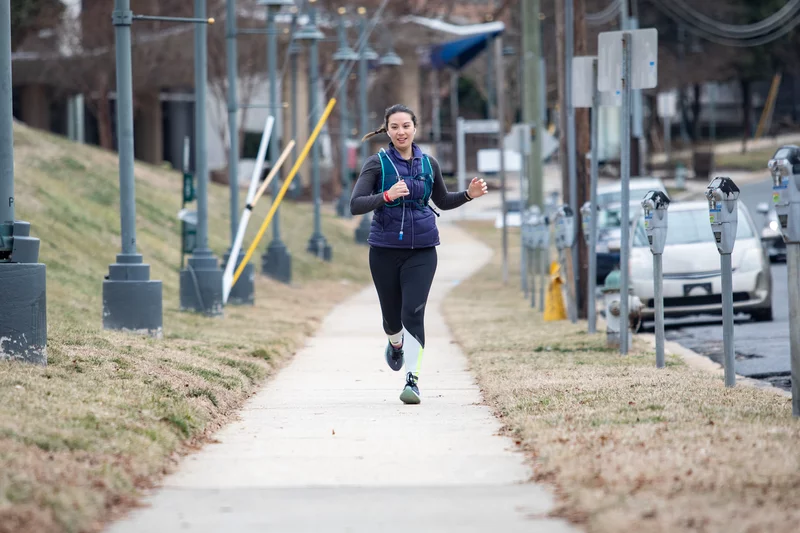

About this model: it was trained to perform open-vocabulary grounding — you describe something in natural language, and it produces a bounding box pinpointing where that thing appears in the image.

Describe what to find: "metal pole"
[710,83,717,175]
[565,0,579,312]
[519,129,528,297]
[306,4,330,260]
[263,5,292,280]
[588,58,599,334]
[456,117,466,192]
[540,233,547,311]
[496,37,508,285]
[354,14,372,244]
[194,0,210,254]
[336,14,351,219]
[226,0,238,247]
[290,31,299,196]
[178,0,223,316]
[788,243,800,416]
[268,9,283,249]
[620,32,632,355]
[115,1,136,257]
[0,1,13,227]
[664,114,671,164]
[721,252,735,386]
[654,252,665,367]
[104,0,162,332]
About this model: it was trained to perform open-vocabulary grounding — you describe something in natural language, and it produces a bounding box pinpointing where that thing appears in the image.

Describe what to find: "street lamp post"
[223,0,255,304]
[0,0,47,363]
[354,8,379,244]
[260,0,295,283]
[334,7,358,219]
[298,0,332,261]
[103,0,171,333]
[179,0,223,317]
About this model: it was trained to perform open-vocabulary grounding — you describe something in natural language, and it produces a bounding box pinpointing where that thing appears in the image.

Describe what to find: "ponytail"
[361,125,387,142]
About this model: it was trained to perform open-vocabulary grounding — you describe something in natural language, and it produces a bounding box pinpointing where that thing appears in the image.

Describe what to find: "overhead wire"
[648,0,800,47]
[586,0,622,27]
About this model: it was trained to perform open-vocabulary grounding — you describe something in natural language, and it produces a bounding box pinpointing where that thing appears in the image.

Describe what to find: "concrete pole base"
[306,234,332,262]
[0,262,47,365]
[103,253,163,338]
[261,240,292,284]
[179,251,223,317]
[354,215,371,245]
[223,250,255,305]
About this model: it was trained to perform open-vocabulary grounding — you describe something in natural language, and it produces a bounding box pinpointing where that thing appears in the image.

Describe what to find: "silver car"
[629,201,773,322]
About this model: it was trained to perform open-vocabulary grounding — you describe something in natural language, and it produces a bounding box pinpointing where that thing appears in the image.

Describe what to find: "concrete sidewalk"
[106,221,577,533]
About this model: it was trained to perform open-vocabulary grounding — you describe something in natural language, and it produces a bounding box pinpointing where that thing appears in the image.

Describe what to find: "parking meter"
[767,145,800,244]
[554,205,575,251]
[521,207,541,249]
[641,190,670,255]
[580,201,598,245]
[705,177,740,255]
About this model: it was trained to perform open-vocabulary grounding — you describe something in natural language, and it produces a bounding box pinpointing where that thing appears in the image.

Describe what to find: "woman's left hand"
[468,177,488,199]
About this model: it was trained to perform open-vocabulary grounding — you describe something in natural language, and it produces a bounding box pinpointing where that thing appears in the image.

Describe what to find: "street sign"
[463,119,500,134]
[597,28,658,92]
[657,91,677,118]
[572,56,596,109]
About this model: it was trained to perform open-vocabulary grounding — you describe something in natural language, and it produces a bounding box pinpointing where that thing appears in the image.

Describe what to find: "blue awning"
[426,29,504,71]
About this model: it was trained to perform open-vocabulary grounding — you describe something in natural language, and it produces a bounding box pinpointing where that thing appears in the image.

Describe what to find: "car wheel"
[750,306,773,322]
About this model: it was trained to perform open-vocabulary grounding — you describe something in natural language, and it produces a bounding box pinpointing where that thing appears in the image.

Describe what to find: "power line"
[586,0,621,27]
[650,0,800,47]
[667,0,800,38]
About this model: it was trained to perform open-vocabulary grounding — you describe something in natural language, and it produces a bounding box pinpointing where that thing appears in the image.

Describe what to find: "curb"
[636,332,791,399]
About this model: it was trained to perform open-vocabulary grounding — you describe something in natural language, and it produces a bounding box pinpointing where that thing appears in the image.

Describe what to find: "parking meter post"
[705,177,740,387]
[541,217,549,312]
[767,146,800,415]
[788,245,800,416]
[653,252,665,367]
[642,190,670,368]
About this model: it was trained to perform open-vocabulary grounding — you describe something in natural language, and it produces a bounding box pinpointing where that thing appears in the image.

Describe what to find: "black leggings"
[369,246,438,347]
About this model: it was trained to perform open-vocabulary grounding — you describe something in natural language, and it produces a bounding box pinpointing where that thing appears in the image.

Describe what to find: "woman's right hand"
[386,179,409,201]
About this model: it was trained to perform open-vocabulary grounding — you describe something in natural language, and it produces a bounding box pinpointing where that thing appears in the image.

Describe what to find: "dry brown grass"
[1,122,370,533]
[443,220,800,533]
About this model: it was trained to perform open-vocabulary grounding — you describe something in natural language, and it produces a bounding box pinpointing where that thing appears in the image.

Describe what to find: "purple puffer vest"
[367,143,440,249]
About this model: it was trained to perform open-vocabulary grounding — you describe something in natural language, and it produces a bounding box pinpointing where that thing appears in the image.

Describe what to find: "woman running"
[350,104,488,405]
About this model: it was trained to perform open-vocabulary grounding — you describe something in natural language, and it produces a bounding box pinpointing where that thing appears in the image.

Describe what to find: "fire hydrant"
[601,267,643,349]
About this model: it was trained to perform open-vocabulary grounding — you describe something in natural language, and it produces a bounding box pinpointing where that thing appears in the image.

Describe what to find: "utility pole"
[0,0,47,363]
[523,0,543,210]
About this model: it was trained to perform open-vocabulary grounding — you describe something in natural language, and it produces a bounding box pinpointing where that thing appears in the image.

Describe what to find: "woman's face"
[386,112,415,150]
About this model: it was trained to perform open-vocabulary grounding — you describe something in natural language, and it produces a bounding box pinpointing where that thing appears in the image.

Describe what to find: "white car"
[629,201,773,322]
[596,176,667,208]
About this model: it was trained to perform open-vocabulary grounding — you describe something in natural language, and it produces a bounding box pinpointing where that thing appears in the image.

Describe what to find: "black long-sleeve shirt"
[349,154,471,215]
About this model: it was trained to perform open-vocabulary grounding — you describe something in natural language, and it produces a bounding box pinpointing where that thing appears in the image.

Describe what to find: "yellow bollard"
[544,260,567,321]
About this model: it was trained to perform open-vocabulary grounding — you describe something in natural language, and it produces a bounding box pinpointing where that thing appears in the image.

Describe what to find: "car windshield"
[633,207,754,247]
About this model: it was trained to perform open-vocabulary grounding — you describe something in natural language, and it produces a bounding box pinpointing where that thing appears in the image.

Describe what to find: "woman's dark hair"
[361,104,417,142]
